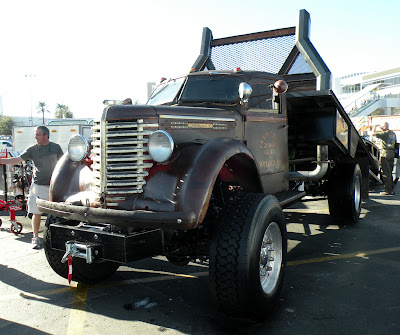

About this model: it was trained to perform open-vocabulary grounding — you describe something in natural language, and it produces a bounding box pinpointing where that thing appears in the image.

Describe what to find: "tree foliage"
[54,104,74,118]
[36,101,50,124]
[0,115,15,135]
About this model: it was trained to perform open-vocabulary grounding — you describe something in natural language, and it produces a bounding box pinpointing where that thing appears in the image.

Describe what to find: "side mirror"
[239,82,252,104]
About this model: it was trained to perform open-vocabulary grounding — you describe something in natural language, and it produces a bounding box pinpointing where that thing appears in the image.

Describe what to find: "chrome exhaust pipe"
[289,145,329,181]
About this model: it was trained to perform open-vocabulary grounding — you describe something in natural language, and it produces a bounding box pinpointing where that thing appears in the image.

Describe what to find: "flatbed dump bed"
[287,89,378,197]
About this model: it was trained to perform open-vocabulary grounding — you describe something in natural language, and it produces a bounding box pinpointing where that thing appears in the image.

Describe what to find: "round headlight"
[148,130,174,163]
[68,134,89,162]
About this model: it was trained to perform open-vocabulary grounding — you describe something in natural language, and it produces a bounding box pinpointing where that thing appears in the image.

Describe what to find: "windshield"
[147,77,185,105]
[179,75,241,104]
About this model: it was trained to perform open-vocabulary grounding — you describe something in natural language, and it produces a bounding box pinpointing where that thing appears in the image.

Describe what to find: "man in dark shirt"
[373,122,397,195]
[0,126,63,248]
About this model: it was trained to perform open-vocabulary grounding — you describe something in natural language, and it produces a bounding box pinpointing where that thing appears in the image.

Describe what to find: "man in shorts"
[0,126,63,248]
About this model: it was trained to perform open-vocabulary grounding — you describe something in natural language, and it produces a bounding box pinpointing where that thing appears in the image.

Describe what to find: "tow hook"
[61,241,98,264]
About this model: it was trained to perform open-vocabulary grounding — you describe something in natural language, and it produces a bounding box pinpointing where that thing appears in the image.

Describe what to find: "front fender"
[48,138,260,229]
[179,138,261,222]
[49,153,93,203]
[135,138,260,226]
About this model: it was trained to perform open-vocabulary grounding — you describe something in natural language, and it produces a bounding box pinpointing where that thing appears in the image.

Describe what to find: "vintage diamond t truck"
[37,10,377,320]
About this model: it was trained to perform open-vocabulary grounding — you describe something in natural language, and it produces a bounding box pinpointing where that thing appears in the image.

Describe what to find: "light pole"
[25,74,36,126]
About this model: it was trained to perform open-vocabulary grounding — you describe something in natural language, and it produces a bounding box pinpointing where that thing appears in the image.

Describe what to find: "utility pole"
[25,74,36,126]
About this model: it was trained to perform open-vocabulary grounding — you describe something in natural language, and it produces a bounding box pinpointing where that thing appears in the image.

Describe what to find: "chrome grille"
[92,119,158,207]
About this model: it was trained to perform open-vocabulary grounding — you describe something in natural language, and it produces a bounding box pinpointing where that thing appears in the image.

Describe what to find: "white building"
[334,67,400,117]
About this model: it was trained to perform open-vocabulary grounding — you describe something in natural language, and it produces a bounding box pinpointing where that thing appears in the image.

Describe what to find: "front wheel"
[328,163,362,224]
[209,193,287,320]
[44,215,120,285]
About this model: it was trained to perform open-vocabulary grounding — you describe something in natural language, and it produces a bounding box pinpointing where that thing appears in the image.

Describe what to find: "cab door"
[244,80,289,194]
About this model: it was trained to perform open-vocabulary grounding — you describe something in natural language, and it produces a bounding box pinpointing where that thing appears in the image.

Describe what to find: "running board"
[275,190,307,208]
[369,169,383,184]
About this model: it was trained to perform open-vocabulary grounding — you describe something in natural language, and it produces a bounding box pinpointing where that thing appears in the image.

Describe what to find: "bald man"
[0,126,63,248]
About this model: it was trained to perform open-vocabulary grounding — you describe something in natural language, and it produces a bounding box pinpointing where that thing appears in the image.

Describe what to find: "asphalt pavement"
[0,181,399,335]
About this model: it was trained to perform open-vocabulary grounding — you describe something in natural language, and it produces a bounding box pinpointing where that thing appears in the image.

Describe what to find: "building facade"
[334,67,400,118]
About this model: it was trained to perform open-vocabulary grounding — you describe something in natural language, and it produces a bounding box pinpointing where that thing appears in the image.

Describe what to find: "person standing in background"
[373,122,397,195]
[0,126,63,248]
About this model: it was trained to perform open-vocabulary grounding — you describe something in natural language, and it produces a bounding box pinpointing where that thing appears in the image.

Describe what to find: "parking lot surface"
[0,183,399,335]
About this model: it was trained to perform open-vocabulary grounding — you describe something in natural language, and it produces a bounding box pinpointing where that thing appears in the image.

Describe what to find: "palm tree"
[36,101,49,124]
[55,104,74,118]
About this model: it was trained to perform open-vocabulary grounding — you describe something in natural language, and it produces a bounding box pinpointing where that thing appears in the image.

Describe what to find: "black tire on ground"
[166,256,191,266]
[209,193,287,320]
[43,215,120,285]
[328,163,362,224]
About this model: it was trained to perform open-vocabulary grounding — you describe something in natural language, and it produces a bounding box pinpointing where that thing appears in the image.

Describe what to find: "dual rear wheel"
[328,163,362,224]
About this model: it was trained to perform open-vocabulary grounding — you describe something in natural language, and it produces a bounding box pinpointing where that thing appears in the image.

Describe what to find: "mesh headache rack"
[191,9,331,92]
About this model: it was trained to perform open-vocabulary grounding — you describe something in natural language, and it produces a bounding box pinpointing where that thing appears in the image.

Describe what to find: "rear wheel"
[209,193,286,320]
[328,163,362,224]
[44,215,120,285]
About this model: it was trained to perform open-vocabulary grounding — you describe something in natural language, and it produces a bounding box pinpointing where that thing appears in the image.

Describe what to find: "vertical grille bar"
[91,119,158,208]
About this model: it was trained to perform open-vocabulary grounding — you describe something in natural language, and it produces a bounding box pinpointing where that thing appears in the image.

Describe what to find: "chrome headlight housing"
[148,130,174,163]
[68,134,89,162]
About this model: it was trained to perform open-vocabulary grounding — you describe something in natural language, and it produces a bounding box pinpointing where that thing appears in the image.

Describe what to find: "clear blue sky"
[1,0,399,120]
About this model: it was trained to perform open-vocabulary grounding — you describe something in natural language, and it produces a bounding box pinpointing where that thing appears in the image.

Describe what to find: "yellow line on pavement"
[28,246,400,299]
[63,269,202,335]
[287,246,400,266]
[31,286,72,296]
[284,208,328,214]
[66,283,88,335]
[20,246,400,335]
[125,267,198,279]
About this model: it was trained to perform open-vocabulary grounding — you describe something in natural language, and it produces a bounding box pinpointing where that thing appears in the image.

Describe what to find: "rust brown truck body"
[36,10,377,319]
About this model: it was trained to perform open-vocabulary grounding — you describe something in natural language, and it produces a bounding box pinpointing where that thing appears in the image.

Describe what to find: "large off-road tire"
[328,163,362,224]
[209,193,287,320]
[44,215,120,285]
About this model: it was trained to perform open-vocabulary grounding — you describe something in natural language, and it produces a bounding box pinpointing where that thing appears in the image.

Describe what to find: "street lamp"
[25,74,36,126]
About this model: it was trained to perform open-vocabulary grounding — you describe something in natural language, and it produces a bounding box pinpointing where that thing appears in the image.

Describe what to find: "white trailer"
[12,125,93,153]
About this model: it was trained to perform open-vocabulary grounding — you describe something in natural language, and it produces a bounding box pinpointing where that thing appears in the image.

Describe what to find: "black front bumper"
[37,199,197,230]
[49,223,165,263]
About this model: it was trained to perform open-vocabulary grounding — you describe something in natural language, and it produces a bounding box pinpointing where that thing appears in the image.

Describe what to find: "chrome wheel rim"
[259,222,282,295]
[354,174,361,212]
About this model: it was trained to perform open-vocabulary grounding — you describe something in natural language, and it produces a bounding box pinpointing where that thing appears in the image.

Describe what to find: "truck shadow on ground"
[85,257,282,334]
[0,318,52,335]
[76,200,373,334]
[74,191,398,334]
[0,263,71,302]
[2,193,398,334]
[284,193,397,261]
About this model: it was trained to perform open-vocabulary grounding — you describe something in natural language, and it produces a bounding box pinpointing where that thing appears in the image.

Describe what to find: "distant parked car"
[0,140,13,150]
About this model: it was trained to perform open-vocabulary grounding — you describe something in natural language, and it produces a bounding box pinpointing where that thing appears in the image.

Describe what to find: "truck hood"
[102,104,238,122]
